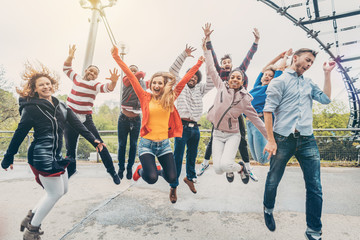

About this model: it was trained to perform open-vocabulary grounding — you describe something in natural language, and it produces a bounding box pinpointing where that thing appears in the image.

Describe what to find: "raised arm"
[123,71,146,87]
[64,45,76,66]
[169,44,196,82]
[63,45,82,84]
[322,61,336,99]
[203,23,221,74]
[262,51,286,73]
[276,48,293,72]
[239,28,259,72]
[174,57,204,98]
[105,68,120,91]
[111,46,147,101]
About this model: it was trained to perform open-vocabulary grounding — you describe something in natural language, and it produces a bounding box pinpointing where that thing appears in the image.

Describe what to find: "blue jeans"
[263,133,323,232]
[170,124,200,188]
[246,118,268,164]
[138,138,173,157]
[117,113,141,171]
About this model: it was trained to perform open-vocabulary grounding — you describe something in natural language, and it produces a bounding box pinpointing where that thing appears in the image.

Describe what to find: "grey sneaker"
[226,172,234,182]
[197,162,209,176]
[248,168,259,182]
[305,232,322,240]
[238,161,249,184]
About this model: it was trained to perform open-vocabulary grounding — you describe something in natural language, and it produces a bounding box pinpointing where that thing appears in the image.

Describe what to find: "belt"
[181,119,201,127]
[120,112,140,121]
[290,129,300,138]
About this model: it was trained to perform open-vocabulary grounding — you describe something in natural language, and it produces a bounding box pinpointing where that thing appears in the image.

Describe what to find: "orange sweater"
[112,47,203,138]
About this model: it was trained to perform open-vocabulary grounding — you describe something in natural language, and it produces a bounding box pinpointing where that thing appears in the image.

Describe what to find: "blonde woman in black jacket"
[1,62,105,240]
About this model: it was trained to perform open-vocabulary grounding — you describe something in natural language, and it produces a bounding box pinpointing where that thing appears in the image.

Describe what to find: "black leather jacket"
[1,96,97,173]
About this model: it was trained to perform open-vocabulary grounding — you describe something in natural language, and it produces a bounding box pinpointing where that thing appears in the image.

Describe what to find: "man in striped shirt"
[168,44,214,203]
[63,45,121,185]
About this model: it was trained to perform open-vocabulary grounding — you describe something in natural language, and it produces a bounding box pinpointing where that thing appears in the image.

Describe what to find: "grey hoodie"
[205,50,267,138]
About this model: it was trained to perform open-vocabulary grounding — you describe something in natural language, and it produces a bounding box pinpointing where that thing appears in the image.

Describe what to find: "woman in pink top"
[203,41,268,183]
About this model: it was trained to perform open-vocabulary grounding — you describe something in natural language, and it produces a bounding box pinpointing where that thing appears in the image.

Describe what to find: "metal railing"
[1,129,360,163]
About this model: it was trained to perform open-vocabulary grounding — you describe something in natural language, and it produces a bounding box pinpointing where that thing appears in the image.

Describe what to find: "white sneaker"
[197,162,209,176]
[248,168,259,182]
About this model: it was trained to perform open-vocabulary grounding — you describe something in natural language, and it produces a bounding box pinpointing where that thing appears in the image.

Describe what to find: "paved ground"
[1,163,359,240]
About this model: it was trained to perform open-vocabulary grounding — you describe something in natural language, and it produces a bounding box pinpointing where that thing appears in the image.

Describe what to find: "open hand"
[253,28,260,43]
[69,45,76,59]
[202,23,214,39]
[185,44,196,58]
[106,68,120,83]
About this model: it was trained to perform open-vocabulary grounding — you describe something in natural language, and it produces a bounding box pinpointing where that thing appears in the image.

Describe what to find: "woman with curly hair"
[1,62,105,240]
[112,46,204,188]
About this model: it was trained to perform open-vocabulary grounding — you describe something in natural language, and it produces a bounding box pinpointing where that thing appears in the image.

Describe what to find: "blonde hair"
[16,61,59,98]
[149,72,176,111]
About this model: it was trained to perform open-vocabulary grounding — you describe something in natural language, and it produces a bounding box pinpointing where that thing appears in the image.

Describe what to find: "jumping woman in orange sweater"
[112,46,204,187]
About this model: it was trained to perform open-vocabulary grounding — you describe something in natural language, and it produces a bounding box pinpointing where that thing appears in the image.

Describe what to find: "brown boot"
[20,210,33,232]
[23,223,43,240]
[20,211,44,234]
[183,177,197,193]
[169,187,177,204]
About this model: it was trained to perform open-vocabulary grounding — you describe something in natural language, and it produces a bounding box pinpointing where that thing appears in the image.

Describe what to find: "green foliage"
[55,94,68,102]
[198,114,212,129]
[0,89,19,129]
[313,100,349,136]
[93,105,120,130]
[0,66,19,130]
[77,138,94,160]
[312,100,357,161]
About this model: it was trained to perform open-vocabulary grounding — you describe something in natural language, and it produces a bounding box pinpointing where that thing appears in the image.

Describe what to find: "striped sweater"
[63,63,112,115]
[170,51,214,122]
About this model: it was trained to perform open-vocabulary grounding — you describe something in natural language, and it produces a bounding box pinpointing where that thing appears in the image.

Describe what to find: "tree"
[312,100,357,161]
[0,66,19,129]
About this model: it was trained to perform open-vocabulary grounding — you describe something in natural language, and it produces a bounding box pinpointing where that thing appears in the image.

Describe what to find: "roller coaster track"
[258,0,360,137]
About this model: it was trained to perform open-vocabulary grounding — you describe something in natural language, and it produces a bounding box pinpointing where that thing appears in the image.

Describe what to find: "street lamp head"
[107,0,117,7]
[117,41,129,55]
[79,0,89,8]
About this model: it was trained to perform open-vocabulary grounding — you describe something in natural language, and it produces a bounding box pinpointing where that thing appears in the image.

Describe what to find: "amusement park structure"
[258,0,360,136]
[78,0,360,135]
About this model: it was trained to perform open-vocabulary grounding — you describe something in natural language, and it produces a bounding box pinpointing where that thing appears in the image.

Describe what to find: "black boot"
[126,168,132,180]
[109,171,121,185]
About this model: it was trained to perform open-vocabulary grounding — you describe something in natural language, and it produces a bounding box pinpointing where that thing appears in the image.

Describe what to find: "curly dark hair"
[221,54,232,64]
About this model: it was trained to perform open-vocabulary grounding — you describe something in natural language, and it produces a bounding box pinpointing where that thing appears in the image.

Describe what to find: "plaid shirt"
[206,41,258,89]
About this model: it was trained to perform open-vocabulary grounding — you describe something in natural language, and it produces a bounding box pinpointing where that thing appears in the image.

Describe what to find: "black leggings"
[139,153,177,184]
[204,115,249,163]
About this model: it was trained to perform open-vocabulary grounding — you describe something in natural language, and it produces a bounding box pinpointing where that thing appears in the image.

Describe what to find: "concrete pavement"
[1,163,359,240]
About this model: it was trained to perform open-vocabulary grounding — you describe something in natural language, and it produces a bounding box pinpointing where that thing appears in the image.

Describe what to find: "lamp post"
[79,0,117,73]
[118,42,128,112]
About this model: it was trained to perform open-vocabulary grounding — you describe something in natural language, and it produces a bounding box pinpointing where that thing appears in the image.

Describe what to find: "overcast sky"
[0,0,350,112]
